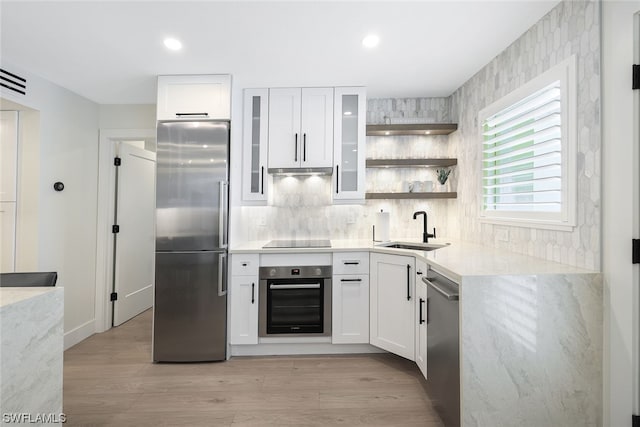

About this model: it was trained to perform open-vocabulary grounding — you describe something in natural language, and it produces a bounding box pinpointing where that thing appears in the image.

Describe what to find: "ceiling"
[0,1,560,105]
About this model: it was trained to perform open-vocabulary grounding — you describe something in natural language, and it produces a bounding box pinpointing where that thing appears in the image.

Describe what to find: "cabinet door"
[229,275,259,345]
[332,274,369,344]
[300,88,333,168]
[333,87,366,201]
[268,88,301,169]
[0,111,18,202]
[415,259,428,378]
[370,252,415,360]
[157,75,231,121]
[242,89,269,202]
[0,202,16,272]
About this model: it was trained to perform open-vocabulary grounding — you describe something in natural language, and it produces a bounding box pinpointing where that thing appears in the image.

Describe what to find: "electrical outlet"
[495,228,509,242]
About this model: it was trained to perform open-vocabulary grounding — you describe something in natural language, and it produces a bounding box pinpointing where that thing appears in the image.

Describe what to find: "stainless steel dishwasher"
[422,268,460,427]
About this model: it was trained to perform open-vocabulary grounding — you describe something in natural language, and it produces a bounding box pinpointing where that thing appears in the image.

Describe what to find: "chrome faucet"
[413,211,436,243]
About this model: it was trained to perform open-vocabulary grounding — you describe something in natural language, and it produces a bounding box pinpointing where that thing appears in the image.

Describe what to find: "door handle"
[294,133,298,162]
[218,253,227,296]
[219,181,228,249]
[175,112,209,117]
[419,298,425,324]
[406,264,411,301]
[303,133,307,162]
[422,277,459,300]
[269,284,320,290]
[251,282,255,304]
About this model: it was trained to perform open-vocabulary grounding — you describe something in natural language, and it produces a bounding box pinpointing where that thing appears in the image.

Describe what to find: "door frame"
[95,129,155,333]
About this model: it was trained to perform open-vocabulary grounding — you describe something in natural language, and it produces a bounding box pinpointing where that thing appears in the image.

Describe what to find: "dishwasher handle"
[422,276,458,301]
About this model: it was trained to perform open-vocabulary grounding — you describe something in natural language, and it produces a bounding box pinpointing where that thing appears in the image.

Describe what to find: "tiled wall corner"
[449,0,601,270]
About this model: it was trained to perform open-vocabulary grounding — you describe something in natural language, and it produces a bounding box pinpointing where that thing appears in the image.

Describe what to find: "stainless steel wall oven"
[259,266,332,337]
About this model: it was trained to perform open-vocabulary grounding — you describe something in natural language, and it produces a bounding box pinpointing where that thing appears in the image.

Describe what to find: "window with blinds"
[478,57,576,228]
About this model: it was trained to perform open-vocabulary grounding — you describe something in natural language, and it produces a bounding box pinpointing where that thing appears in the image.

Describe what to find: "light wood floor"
[64,310,444,426]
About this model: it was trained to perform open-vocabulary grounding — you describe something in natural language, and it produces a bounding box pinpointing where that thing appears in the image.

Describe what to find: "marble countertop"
[230,238,597,282]
[0,287,59,309]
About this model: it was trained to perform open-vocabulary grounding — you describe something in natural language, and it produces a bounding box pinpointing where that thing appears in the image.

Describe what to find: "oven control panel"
[260,265,332,279]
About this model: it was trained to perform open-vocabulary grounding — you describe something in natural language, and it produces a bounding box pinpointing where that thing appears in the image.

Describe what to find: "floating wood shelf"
[366,123,458,136]
[365,192,457,200]
[366,159,457,168]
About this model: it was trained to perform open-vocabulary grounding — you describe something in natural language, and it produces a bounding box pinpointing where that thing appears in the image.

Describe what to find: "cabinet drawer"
[230,254,260,276]
[332,252,369,275]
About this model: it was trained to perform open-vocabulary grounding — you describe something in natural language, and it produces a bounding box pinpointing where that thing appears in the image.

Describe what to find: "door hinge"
[112,225,120,234]
[114,156,121,166]
[633,65,640,90]
[633,239,640,264]
[110,292,118,302]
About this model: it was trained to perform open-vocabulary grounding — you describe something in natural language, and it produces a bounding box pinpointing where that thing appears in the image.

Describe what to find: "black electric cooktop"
[262,239,332,248]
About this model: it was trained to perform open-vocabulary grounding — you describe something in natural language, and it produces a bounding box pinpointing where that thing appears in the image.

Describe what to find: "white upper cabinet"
[0,111,18,202]
[157,75,231,121]
[333,87,366,202]
[242,89,269,203]
[268,87,333,169]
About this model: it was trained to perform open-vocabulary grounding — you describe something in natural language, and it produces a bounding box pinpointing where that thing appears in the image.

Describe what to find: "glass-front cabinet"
[242,89,269,203]
[333,87,366,201]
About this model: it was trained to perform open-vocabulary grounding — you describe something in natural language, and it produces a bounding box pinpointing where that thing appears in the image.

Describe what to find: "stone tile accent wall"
[449,0,601,270]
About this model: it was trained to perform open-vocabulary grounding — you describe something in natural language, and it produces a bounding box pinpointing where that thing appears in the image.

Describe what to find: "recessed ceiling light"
[362,34,380,48]
[163,37,182,51]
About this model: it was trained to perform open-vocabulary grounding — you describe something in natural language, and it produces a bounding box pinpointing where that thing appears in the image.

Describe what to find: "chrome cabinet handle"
[422,276,458,300]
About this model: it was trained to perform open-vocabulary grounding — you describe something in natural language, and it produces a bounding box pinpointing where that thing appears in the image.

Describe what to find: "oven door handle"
[269,284,321,290]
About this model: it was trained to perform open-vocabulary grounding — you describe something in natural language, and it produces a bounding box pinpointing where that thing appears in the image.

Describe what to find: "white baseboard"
[64,319,95,350]
[230,343,385,357]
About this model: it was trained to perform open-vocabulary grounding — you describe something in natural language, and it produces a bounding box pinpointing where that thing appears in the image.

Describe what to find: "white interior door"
[113,142,156,326]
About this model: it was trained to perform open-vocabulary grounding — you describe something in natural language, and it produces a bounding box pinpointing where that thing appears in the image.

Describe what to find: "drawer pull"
[340,278,362,282]
[343,261,360,265]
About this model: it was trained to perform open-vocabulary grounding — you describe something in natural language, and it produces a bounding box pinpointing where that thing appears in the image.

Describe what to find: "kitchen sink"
[378,241,450,251]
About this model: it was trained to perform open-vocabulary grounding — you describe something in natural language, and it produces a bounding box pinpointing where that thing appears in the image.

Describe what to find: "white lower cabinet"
[369,252,416,360]
[332,274,369,344]
[415,259,428,378]
[229,275,259,345]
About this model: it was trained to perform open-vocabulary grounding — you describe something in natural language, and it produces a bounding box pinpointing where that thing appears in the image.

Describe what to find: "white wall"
[99,104,155,130]
[602,2,640,425]
[0,61,100,347]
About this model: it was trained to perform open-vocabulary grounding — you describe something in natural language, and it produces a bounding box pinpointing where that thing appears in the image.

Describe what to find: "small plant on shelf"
[436,168,451,185]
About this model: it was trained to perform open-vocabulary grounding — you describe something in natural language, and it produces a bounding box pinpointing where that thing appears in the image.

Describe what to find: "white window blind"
[482,82,562,213]
[478,56,576,229]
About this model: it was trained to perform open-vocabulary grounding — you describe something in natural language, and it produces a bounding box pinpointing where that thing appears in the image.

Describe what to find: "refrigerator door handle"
[218,252,227,296]
[219,181,228,249]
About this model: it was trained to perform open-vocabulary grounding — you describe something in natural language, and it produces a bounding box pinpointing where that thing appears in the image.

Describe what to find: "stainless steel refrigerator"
[153,120,229,362]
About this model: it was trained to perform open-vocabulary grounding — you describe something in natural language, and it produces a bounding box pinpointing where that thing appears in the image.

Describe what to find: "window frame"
[477,55,577,231]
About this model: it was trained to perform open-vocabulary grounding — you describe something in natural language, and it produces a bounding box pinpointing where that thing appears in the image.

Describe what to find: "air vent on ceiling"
[0,68,27,96]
